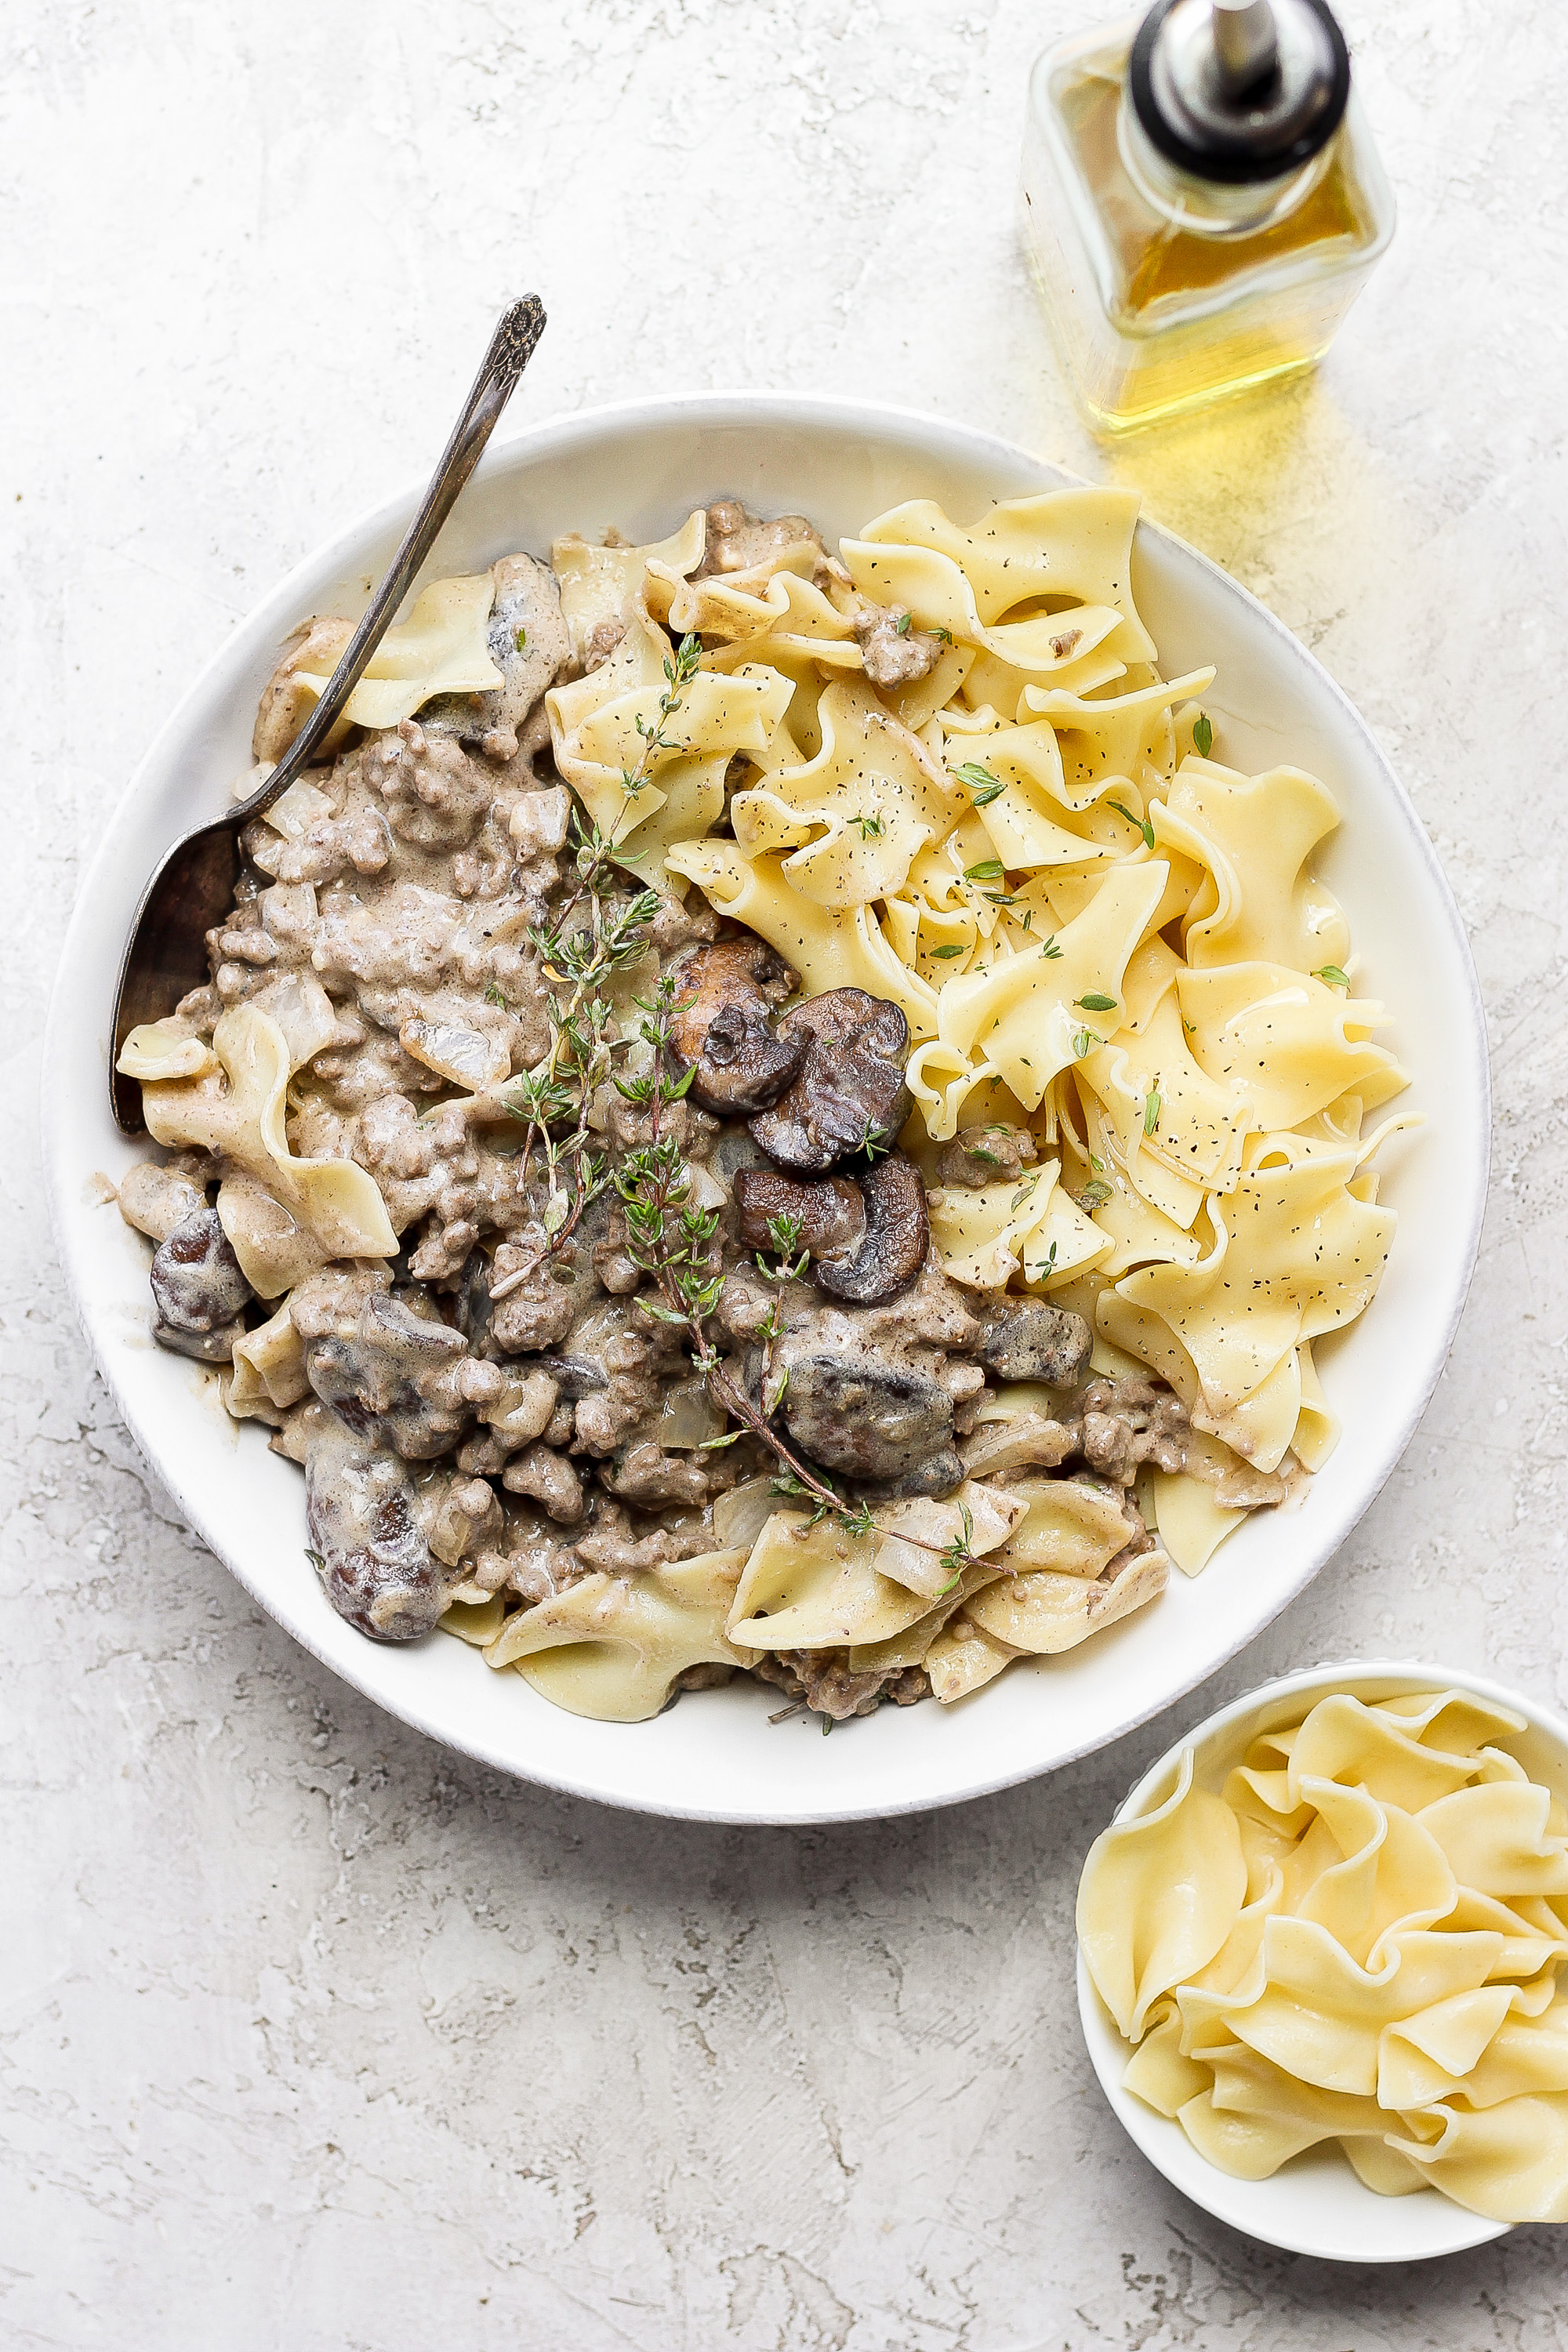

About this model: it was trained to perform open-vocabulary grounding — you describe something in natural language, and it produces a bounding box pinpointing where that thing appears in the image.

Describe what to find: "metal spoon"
[109,293,548,1134]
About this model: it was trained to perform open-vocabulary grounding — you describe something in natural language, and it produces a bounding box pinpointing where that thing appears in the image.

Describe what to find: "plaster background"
[5,2,1566,2344]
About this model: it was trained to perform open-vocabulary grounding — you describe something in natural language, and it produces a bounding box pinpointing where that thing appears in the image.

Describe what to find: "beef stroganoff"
[114,488,1409,1726]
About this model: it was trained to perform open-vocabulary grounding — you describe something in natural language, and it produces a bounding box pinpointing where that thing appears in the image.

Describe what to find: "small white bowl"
[1076,1657,1568,2261]
[44,397,1488,1824]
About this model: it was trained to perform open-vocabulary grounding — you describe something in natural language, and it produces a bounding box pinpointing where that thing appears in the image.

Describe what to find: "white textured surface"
[5,0,1566,2343]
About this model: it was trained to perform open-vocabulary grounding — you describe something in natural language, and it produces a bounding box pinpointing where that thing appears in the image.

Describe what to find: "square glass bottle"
[1022,0,1396,434]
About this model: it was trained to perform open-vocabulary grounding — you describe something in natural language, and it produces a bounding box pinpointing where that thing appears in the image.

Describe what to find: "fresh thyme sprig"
[488,650,702,1303]
[1109,797,1156,851]
[622,633,702,800]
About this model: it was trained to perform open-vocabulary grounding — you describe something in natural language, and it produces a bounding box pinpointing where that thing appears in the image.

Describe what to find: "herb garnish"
[954,762,1007,807]
[1075,992,1117,1013]
[1192,712,1213,758]
[1109,797,1156,851]
[1314,964,1351,988]
[1144,1086,1163,1137]
[622,632,702,800]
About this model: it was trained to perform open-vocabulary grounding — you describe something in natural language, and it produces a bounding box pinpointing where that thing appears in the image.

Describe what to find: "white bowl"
[1075,1657,1568,2260]
[42,394,1488,1824]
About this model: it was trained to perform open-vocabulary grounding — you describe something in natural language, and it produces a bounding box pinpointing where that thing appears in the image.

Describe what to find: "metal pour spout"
[1212,0,1279,98]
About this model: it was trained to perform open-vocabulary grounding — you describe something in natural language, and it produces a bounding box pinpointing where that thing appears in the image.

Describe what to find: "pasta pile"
[564,486,1409,1580]
[1077,1690,1568,2223]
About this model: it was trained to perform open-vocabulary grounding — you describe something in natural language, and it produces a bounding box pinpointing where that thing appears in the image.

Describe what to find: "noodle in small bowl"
[1076,1658,1568,2260]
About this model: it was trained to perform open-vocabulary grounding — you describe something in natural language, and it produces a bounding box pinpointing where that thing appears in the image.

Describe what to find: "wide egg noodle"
[1077,1746,1249,2042]
[963,1542,1169,1656]
[1178,960,1408,1129]
[550,508,706,662]
[927,860,1169,1114]
[851,487,1158,659]
[227,1296,310,1420]
[927,1164,1109,1293]
[133,1004,396,1298]
[730,677,964,909]
[1113,1138,1396,1424]
[663,838,938,1044]
[484,1548,750,1723]
[922,1616,1025,1704]
[1077,978,1251,1200]
[547,615,793,878]
[726,1486,1025,1652]
[292,573,504,732]
[1387,2093,1568,2224]
[1168,756,1352,975]
[1019,666,1215,804]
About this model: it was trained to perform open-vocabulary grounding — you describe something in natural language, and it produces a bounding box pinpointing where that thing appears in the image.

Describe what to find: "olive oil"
[1021,2,1395,434]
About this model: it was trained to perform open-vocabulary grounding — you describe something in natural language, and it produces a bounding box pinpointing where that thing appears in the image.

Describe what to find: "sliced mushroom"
[666,938,804,1116]
[979,1301,1093,1387]
[733,1167,866,1265]
[154,1316,251,1364]
[150,1203,254,1363]
[305,1414,446,1642]
[303,1290,475,1461]
[749,989,911,1174]
[776,1351,960,1494]
[814,1153,929,1306]
[936,1123,1038,1189]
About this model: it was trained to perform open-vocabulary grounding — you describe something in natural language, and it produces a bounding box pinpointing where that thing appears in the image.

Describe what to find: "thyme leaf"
[1109,797,1156,851]
[953,762,1007,807]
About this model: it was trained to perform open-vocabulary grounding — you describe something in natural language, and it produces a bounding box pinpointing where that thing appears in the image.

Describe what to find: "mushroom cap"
[813,1152,930,1306]
[733,1167,867,1264]
[150,1203,254,1333]
[750,987,912,1174]
[667,938,805,1116]
[978,1301,1093,1388]
[935,1122,1038,1190]
[776,1348,960,1490]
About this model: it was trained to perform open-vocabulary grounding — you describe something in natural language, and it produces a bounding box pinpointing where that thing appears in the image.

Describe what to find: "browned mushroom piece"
[814,1152,929,1306]
[935,1123,1038,1189]
[666,938,805,1116]
[150,1203,254,1362]
[733,1167,867,1265]
[979,1299,1093,1387]
[749,989,911,1174]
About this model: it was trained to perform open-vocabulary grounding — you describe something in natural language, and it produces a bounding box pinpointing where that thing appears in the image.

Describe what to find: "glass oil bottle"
[1021,0,1396,434]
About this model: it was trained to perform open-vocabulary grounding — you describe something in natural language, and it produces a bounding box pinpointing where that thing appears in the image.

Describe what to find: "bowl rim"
[42,390,1491,1823]
[1072,1654,1568,2260]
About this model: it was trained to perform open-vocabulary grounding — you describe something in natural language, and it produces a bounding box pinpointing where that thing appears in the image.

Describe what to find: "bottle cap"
[1129,0,1350,186]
